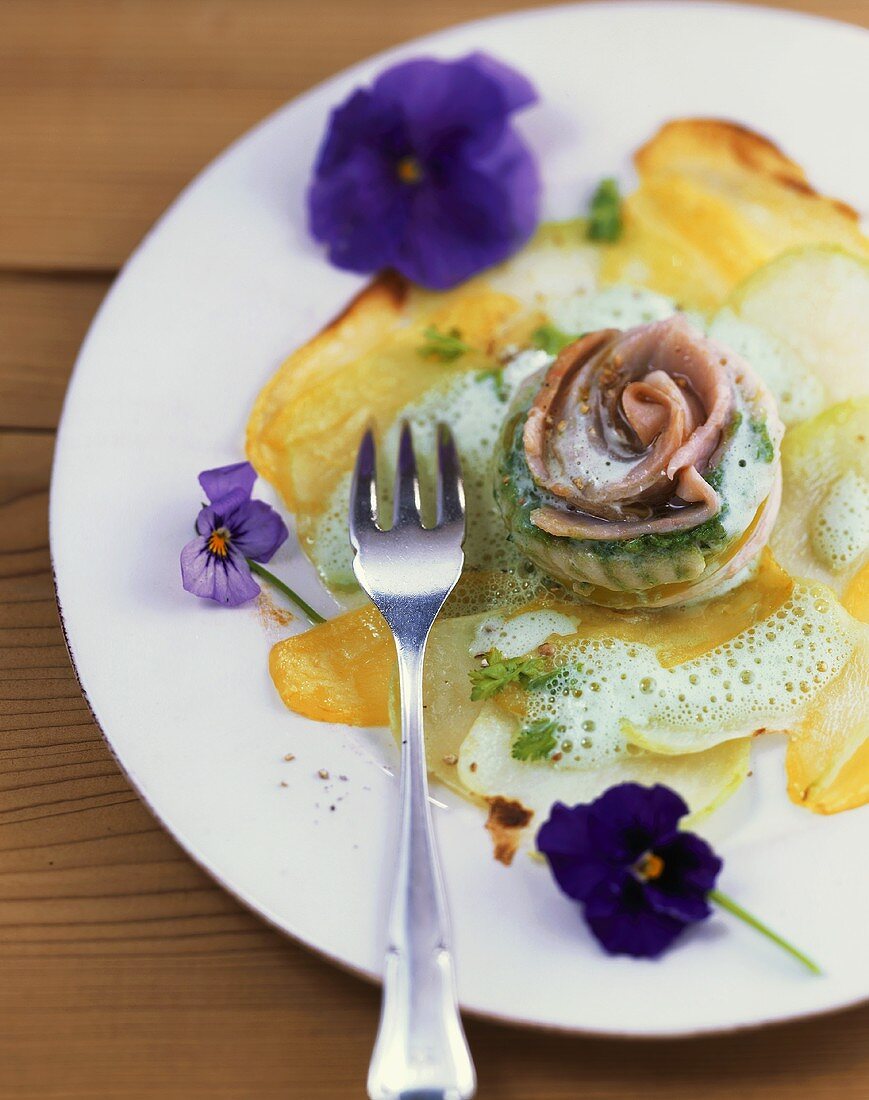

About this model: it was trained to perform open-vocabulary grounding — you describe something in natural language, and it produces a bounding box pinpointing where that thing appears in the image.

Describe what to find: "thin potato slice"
[269,605,393,727]
[601,121,869,313]
[247,276,532,521]
[786,635,869,814]
[771,400,869,614]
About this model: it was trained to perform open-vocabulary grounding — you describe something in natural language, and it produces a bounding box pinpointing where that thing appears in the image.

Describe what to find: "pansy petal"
[462,51,538,113]
[645,833,722,922]
[308,88,410,275]
[644,884,711,924]
[588,783,688,862]
[547,856,617,903]
[225,498,289,563]
[394,144,539,288]
[586,901,687,959]
[374,54,535,153]
[198,462,256,503]
[308,53,539,288]
[582,876,688,958]
[194,488,250,536]
[180,539,260,607]
[660,832,723,894]
[309,146,410,274]
[313,89,407,176]
[537,802,613,901]
[537,784,723,959]
[536,801,594,857]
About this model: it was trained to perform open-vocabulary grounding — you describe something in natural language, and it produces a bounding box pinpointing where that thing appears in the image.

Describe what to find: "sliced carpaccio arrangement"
[247,119,869,863]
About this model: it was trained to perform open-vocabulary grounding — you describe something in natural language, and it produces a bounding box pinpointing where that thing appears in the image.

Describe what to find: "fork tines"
[349,422,465,542]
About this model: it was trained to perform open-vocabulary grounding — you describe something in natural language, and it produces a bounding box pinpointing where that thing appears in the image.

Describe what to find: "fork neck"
[380,597,444,654]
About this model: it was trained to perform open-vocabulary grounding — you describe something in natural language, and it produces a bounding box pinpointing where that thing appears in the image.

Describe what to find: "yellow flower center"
[207,527,231,557]
[396,156,423,184]
[635,852,665,881]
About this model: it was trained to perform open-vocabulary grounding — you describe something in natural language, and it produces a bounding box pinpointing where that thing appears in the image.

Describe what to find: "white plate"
[52,1,869,1036]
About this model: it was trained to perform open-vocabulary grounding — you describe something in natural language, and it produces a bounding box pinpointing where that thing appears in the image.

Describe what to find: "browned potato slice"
[601,120,869,311]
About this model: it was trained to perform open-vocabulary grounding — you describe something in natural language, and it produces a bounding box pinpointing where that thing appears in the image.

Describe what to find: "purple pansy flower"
[307,52,540,290]
[537,783,722,959]
[180,462,288,607]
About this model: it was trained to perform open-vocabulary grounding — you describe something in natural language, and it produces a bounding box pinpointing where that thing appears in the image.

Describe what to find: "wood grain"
[1,1,868,1097]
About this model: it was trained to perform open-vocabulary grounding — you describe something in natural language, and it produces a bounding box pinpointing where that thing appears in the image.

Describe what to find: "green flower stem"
[710,889,821,975]
[246,559,325,625]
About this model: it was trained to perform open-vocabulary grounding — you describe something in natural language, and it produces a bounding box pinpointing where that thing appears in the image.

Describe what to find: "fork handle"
[367,638,476,1100]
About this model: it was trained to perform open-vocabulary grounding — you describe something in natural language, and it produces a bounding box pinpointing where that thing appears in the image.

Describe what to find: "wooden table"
[2,1,868,1095]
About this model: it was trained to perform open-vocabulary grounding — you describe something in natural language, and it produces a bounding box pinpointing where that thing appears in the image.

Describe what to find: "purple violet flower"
[307,52,540,290]
[180,462,288,607]
[537,783,722,959]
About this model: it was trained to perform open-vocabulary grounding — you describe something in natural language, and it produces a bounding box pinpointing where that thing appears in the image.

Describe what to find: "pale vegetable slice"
[486,219,600,302]
[771,399,869,614]
[420,613,489,793]
[725,246,869,410]
[457,703,751,828]
[708,310,824,426]
[417,605,580,796]
[787,634,869,814]
[843,562,869,622]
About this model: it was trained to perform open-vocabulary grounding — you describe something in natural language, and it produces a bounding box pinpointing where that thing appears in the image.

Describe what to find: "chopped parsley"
[511,718,559,761]
[531,323,577,356]
[476,366,509,401]
[750,415,775,462]
[586,178,623,243]
[705,463,725,493]
[727,410,744,439]
[469,648,547,701]
[615,512,729,557]
[526,664,581,692]
[417,325,470,362]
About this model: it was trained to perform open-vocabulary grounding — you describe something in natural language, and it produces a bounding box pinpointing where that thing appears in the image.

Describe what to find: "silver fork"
[350,422,476,1100]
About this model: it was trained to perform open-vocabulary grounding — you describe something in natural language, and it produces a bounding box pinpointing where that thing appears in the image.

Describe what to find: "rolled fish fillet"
[495,315,784,608]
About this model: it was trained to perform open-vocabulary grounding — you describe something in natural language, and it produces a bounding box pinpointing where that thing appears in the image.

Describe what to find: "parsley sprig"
[526,666,575,692]
[586,177,623,243]
[511,718,559,761]
[531,323,577,356]
[417,325,471,362]
[750,415,775,462]
[476,366,509,401]
[469,648,547,701]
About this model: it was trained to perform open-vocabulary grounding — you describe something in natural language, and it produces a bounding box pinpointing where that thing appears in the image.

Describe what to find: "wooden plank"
[0,0,867,272]
[0,274,110,429]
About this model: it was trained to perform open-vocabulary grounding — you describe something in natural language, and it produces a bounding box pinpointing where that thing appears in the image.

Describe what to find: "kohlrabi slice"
[457,703,751,831]
[723,245,869,413]
[708,310,824,426]
[771,399,869,616]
